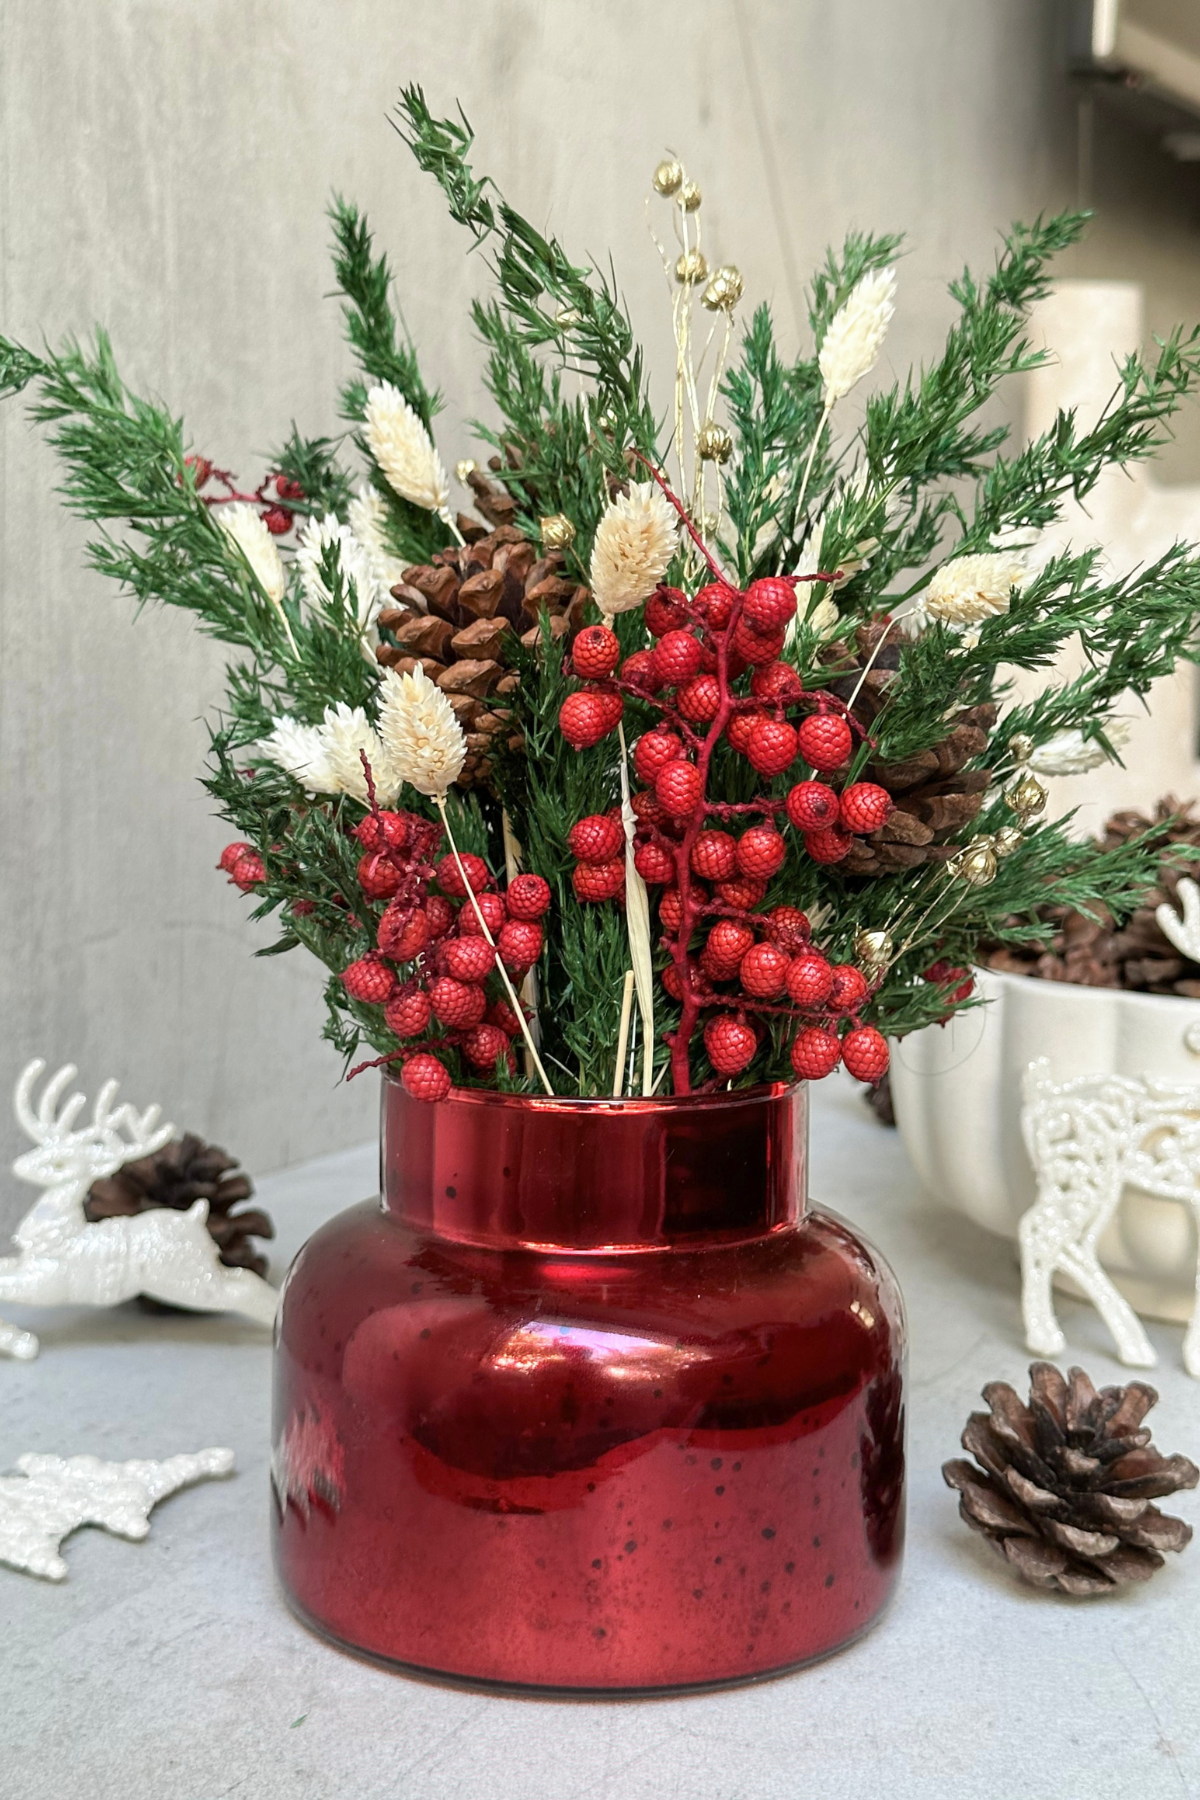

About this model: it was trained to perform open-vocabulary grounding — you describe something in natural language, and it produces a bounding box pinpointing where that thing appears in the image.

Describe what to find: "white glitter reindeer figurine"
[0,1059,278,1359]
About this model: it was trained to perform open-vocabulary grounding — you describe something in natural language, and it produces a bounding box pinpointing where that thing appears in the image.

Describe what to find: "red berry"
[838,782,893,835]
[634,841,676,884]
[659,890,686,934]
[645,586,691,636]
[715,876,767,911]
[631,789,668,827]
[497,919,545,970]
[633,730,684,783]
[505,874,551,921]
[354,810,410,852]
[461,1022,513,1072]
[487,999,524,1038]
[923,960,974,1003]
[786,780,840,831]
[262,505,293,536]
[428,975,487,1029]
[727,710,766,755]
[619,650,662,693]
[765,905,810,952]
[290,900,315,918]
[443,937,497,983]
[791,1027,842,1081]
[746,718,799,777]
[739,941,791,999]
[572,859,626,903]
[384,988,433,1037]
[804,827,853,864]
[341,954,397,1005]
[457,892,507,936]
[571,624,621,679]
[704,1014,757,1076]
[702,920,755,978]
[751,661,804,706]
[436,852,489,898]
[677,674,722,724]
[402,1053,452,1103]
[692,583,738,631]
[218,842,252,874]
[655,759,704,817]
[357,849,403,901]
[228,850,265,892]
[691,830,738,882]
[742,577,797,634]
[651,629,703,686]
[559,689,623,748]
[732,617,785,665]
[568,813,625,865]
[796,712,852,772]
[276,475,305,501]
[786,951,834,1008]
[424,894,455,939]
[736,826,786,881]
[377,903,430,962]
[842,1025,889,1084]
[828,965,870,1012]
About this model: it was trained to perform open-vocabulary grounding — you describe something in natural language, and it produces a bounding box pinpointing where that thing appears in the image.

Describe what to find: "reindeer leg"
[1181,1209,1200,1381]
[1059,1241,1157,1368]
[0,1262,46,1359]
[135,1202,277,1328]
[1018,1211,1067,1357]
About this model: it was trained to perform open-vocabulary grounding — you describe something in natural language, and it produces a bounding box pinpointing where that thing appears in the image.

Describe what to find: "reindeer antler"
[13,1059,174,1161]
[14,1061,87,1145]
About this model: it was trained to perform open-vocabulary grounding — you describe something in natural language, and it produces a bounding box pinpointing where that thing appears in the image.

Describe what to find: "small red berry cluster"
[218,841,266,892]
[557,577,892,1093]
[188,455,304,536]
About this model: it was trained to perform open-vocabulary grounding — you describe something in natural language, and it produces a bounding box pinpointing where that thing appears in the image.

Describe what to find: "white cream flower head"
[256,717,338,794]
[216,503,286,604]
[1028,719,1131,778]
[589,482,678,617]
[924,549,1029,628]
[348,485,408,596]
[364,382,451,521]
[377,665,466,797]
[319,703,399,803]
[296,513,380,631]
[819,267,897,404]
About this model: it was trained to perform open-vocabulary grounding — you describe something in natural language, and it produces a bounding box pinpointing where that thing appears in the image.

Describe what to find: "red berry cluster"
[555,573,891,1093]
[218,841,266,893]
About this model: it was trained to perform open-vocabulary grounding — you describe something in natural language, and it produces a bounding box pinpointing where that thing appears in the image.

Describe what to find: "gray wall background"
[3,0,1200,1233]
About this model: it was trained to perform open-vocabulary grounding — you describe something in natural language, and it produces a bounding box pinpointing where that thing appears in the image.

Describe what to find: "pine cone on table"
[375,499,590,788]
[943,1362,1198,1594]
[85,1134,273,1278]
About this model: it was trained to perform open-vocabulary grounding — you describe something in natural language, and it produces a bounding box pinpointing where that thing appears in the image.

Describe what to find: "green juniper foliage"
[5,88,1200,1089]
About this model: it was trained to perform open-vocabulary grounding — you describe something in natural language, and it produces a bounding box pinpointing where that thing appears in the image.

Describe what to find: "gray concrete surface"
[4,1,1200,1226]
[1,1073,1197,1800]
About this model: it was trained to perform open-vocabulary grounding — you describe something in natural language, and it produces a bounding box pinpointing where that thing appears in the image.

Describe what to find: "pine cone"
[85,1133,273,1279]
[376,507,589,788]
[943,1362,1198,1594]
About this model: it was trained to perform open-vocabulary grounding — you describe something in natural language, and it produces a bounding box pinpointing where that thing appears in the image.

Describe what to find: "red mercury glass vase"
[272,1077,906,1693]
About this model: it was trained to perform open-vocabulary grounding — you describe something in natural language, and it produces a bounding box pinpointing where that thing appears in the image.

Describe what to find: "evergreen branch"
[329,195,441,429]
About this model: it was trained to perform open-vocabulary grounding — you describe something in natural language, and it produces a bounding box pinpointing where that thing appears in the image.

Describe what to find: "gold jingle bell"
[702,265,745,312]
[675,250,709,286]
[539,514,577,550]
[992,825,1023,858]
[653,159,684,197]
[454,458,477,484]
[1007,732,1034,764]
[677,180,702,212]
[554,305,581,329]
[952,842,999,888]
[1004,773,1047,823]
[855,928,894,974]
[696,422,733,464]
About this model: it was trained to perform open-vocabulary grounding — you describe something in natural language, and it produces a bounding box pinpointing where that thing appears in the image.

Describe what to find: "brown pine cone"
[376,509,589,788]
[943,1362,1197,1594]
[85,1134,273,1279]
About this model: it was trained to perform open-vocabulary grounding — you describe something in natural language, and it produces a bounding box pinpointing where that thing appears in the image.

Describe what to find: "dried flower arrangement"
[6,88,1200,1102]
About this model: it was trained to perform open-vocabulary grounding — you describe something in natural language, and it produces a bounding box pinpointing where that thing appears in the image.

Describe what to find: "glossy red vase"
[272,1077,906,1692]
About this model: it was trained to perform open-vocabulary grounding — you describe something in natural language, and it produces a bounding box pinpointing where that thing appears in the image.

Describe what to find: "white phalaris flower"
[377,665,466,797]
[1028,719,1132,777]
[216,503,286,604]
[364,382,451,520]
[819,267,897,403]
[256,717,338,794]
[589,482,679,617]
[348,485,408,597]
[924,549,1029,627]
[319,703,400,804]
[296,513,380,631]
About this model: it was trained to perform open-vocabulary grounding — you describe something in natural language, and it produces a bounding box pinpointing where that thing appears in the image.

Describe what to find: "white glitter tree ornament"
[0,1448,234,1580]
[363,382,453,524]
[589,482,678,617]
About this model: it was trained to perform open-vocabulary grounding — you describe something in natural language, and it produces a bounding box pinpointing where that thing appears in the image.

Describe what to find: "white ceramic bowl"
[890,966,1200,1322]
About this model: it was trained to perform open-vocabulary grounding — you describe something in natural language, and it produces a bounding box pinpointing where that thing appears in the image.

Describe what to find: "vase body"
[272,1078,906,1693]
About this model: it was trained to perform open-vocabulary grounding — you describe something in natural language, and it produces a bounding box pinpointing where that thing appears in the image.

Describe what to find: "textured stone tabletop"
[2,1074,1197,1800]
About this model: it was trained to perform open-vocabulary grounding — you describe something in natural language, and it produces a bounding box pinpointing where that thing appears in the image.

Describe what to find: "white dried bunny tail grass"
[819,267,897,403]
[377,665,466,797]
[364,383,452,522]
[590,482,678,617]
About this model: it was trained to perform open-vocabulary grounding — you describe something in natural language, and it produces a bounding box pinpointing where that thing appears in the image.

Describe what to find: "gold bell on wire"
[539,514,577,550]
[855,928,894,974]
[696,422,733,464]
[653,159,683,197]
[1004,773,1047,824]
[675,250,709,286]
[702,266,745,312]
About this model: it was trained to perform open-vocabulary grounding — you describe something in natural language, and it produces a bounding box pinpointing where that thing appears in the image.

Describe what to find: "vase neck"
[380,1080,807,1252]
